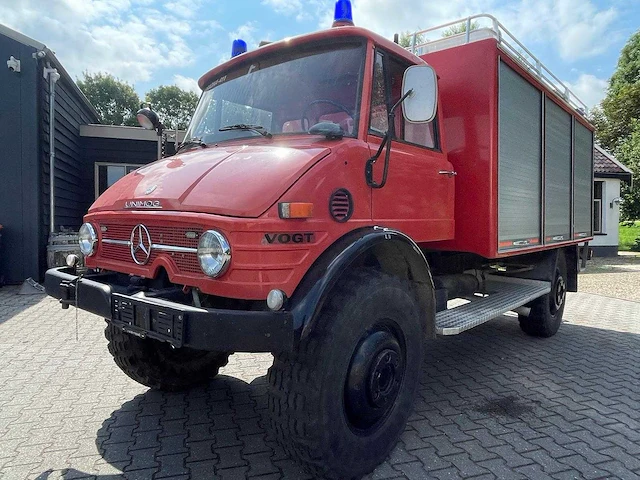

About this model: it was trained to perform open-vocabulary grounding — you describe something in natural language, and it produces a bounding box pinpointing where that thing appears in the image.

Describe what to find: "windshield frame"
[184,37,367,145]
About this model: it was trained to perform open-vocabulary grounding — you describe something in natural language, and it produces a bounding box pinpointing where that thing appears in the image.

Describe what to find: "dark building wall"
[0,35,40,284]
[82,137,160,166]
[0,29,99,284]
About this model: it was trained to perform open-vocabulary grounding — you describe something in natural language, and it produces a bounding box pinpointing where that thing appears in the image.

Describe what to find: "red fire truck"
[46,2,594,478]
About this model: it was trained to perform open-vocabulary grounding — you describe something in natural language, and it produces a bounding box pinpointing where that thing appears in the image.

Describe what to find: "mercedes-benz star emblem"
[144,184,157,195]
[130,224,152,265]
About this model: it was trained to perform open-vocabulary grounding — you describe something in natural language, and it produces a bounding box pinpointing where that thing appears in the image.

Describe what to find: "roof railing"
[406,14,589,116]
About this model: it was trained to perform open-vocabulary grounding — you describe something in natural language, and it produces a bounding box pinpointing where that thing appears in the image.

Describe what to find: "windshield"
[184,40,366,144]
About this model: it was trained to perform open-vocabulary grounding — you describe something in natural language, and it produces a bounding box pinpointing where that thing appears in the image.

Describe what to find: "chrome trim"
[130,224,152,265]
[101,238,197,254]
[153,244,198,253]
[103,239,131,246]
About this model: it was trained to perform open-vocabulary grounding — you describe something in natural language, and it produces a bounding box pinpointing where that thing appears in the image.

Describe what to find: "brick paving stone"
[1,289,640,479]
[597,460,640,480]
[556,454,609,480]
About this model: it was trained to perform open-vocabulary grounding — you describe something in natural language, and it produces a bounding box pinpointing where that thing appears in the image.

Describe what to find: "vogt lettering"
[264,233,314,244]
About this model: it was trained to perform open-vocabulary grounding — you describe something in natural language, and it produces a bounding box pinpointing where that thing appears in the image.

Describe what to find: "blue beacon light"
[332,0,354,27]
[231,39,247,58]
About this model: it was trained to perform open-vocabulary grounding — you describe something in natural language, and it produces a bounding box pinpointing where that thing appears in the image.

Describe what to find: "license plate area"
[112,294,185,348]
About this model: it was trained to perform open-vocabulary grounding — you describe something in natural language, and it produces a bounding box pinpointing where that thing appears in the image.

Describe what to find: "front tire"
[105,324,231,391]
[267,269,427,479]
[519,251,567,337]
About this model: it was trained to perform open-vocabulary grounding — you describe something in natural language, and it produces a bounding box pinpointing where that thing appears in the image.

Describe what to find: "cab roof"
[198,26,426,90]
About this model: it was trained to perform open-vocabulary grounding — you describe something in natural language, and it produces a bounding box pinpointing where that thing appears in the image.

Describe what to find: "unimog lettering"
[124,200,162,209]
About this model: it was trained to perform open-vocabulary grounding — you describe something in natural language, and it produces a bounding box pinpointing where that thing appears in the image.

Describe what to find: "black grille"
[329,188,353,222]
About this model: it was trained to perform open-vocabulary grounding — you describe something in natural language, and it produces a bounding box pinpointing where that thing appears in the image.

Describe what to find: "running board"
[435,276,551,335]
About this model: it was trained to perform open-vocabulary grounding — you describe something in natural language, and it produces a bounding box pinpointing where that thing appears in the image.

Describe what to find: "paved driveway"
[1,288,639,480]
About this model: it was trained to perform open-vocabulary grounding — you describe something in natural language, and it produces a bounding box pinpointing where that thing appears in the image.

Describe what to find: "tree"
[591,31,640,152]
[610,31,640,94]
[615,120,640,222]
[590,30,640,222]
[145,86,200,130]
[593,82,640,151]
[442,21,480,38]
[398,31,424,49]
[77,72,140,126]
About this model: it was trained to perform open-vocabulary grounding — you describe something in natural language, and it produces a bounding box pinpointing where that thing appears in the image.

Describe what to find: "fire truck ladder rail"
[406,13,589,116]
[435,276,552,335]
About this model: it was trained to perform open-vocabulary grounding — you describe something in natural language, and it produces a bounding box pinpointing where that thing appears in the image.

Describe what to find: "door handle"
[439,170,457,177]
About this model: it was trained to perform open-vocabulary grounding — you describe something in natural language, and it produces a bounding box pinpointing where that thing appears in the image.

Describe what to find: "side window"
[387,57,406,140]
[369,49,438,149]
[96,164,139,198]
[369,52,388,133]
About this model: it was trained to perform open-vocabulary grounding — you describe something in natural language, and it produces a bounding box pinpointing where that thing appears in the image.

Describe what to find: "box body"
[422,37,594,259]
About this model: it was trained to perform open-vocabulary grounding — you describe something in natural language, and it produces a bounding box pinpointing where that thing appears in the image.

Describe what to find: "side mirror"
[402,65,438,123]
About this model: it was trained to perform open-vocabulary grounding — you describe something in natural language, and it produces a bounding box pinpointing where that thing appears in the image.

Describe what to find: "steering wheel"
[302,99,352,131]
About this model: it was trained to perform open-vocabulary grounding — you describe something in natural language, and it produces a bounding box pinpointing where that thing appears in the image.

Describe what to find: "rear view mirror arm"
[365,89,413,189]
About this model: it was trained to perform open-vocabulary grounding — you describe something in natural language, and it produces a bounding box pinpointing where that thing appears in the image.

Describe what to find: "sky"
[1,0,638,109]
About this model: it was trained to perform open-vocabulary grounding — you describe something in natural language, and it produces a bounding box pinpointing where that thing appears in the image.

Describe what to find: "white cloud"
[262,0,304,16]
[352,0,487,39]
[0,0,198,84]
[174,74,201,93]
[499,0,619,60]
[164,0,203,19]
[350,0,618,61]
[229,22,259,49]
[565,73,608,109]
[262,0,331,22]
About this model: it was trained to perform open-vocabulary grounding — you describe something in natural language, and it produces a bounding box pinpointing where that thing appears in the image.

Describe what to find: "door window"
[369,50,439,150]
[370,52,388,133]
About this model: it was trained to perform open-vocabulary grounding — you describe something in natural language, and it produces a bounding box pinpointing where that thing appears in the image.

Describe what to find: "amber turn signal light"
[278,202,314,219]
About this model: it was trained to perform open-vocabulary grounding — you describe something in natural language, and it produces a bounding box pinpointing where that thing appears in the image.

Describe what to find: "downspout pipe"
[44,66,61,234]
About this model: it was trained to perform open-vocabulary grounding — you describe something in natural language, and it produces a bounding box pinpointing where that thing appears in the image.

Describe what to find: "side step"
[435,276,551,335]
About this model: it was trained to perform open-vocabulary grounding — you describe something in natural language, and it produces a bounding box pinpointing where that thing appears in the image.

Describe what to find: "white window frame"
[593,180,605,234]
[593,199,602,234]
[95,162,141,199]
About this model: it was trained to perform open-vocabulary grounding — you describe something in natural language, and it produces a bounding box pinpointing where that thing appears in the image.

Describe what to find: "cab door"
[367,50,455,243]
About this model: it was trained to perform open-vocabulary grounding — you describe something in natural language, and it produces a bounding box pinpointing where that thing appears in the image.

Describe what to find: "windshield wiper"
[219,124,272,138]
[176,137,208,153]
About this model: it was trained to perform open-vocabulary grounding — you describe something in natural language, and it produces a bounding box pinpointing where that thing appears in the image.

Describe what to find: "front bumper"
[44,267,294,352]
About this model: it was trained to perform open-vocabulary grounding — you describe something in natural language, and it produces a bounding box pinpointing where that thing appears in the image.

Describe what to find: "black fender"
[290,226,436,340]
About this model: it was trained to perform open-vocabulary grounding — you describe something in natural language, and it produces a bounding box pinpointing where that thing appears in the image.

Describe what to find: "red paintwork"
[90,141,331,218]
[86,26,592,301]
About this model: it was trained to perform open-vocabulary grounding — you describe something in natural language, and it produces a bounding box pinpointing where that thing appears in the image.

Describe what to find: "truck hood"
[90,144,331,217]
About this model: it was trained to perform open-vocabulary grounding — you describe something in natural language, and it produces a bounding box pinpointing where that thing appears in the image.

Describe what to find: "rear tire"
[267,269,427,479]
[105,324,231,391]
[519,252,567,338]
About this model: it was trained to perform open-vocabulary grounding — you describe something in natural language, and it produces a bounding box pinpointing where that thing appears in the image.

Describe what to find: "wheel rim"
[344,328,405,431]
[551,271,566,314]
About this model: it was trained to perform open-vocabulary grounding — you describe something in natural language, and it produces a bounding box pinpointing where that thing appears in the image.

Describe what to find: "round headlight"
[198,230,231,277]
[78,223,97,256]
